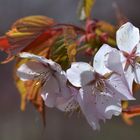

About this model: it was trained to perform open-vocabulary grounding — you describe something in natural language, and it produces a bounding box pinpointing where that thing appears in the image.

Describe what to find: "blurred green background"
[0,0,140,140]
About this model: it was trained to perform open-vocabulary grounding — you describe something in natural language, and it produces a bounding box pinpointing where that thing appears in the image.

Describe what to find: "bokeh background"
[0,0,140,140]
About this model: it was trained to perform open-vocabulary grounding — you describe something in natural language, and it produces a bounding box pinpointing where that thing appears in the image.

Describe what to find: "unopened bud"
[86,33,96,42]
[85,48,94,56]
[99,33,109,43]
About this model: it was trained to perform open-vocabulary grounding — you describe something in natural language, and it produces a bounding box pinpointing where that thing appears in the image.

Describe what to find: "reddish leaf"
[122,104,140,125]
[0,36,10,52]
[0,15,56,63]
[22,29,62,55]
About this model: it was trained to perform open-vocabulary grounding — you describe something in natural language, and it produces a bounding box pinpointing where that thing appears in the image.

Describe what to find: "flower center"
[91,78,111,105]
[95,79,105,92]
[64,100,79,113]
[122,47,137,70]
[36,68,52,83]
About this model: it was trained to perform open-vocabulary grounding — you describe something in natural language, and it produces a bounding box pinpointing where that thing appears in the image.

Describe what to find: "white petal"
[117,22,140,53]
[107,50,134,93]
[95,93,122,119]
[134,63,140,84]
[77,89,101,130]
[106,73,135,100]
[119,52,127,69]
[105,105,122,117]
[56,85,79,111]
[106,49,124,74]
[54,71,72,99]
[19,52,62,72]
[56,96,77,112]
[41,69,75,109]
[93,44,114,75]
[77,85,122,130]
[19,52,46,62]
[41,75,60,108]
[17,61,47,81]
[124,66,134,92]
[41,92,57,108]
[82,86,121,118]
[66,62,95,87]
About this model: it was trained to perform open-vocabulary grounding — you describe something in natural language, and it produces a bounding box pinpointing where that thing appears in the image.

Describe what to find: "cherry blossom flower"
[116,22,140,84]
[66,49,135,130]
[17,52,78,111]
[94,22,140,87]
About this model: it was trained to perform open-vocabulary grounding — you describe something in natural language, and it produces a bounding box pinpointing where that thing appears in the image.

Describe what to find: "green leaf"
[78,0,96,20]
[50,27,77,70]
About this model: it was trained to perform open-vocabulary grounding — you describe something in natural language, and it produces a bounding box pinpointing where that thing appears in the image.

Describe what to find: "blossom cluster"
[17,22,140,130]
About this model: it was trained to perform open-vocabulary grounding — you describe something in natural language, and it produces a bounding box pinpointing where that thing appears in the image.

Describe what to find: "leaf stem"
[77,44,89,52]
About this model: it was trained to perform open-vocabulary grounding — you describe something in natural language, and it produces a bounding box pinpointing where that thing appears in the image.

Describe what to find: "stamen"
[34,68,52,83]
[91,78,112,105]
[122,47,137,70]
[64,100,79,112]
[95,79,105,92]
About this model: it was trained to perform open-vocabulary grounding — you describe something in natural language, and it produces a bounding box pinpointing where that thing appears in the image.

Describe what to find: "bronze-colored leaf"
[133,82,140,93]
[0,15,55,63]
[96,21,117,38]
[122,103,140,125]
[12,15,55,32]
[7,15,55,46]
